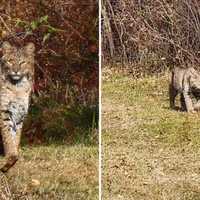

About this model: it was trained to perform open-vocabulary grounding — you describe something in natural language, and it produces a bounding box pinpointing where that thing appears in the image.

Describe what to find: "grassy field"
[0,144,98,200]
[102,69,200,200]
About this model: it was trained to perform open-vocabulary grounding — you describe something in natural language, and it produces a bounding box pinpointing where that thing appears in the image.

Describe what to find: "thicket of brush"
[0,0,98,145]
[103,0,200,76]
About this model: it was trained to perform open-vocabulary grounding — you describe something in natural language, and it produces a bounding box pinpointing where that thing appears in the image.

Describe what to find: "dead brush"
[103,0,200,75]
[0,171,12,200]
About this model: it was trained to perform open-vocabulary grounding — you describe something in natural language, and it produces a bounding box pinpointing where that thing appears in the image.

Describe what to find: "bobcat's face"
[190,74,200,96]
[191,75,200,88]
[1,42,35,83]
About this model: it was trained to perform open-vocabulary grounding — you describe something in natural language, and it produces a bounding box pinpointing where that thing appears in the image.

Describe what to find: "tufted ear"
[24,42,35,56]
[1,41,13,55]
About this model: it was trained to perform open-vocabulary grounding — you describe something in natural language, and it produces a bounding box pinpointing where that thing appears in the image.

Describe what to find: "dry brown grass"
[0,144,98,200]
[102,68,200,200]
[0,171,12,200]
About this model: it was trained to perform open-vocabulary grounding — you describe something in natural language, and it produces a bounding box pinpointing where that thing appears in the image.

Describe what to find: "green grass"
[24,98,98,145]
[0,144,98,200]
[102,70,200,200]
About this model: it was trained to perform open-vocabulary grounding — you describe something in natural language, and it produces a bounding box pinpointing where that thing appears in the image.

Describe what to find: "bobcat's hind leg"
[180,93,186,111]
[169,84,178,109]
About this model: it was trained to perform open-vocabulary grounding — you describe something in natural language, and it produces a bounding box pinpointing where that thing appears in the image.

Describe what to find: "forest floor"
[102,68,200,200]
[0,144,98,200]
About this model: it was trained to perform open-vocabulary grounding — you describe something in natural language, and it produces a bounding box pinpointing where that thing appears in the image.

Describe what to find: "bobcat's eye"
[6,61,12,66]
[3,65,9,71]
[20,61,26,66]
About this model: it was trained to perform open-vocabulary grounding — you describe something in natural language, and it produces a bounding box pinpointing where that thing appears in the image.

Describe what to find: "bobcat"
[0,41,35,172]
[169,67,200,112]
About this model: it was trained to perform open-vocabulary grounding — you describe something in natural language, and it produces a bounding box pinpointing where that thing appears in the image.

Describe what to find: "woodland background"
[103,0,200,76]
[0,0,99,145]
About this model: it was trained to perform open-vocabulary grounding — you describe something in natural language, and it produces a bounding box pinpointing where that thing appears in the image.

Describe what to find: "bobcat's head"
[1,41,35,83]
[190,72,200,97]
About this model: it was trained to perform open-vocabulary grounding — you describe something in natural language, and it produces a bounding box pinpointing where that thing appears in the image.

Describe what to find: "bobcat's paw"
[189,110,196,113]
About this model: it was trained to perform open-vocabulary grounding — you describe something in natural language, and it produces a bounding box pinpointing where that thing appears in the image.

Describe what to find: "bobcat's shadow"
[163,105,185,112]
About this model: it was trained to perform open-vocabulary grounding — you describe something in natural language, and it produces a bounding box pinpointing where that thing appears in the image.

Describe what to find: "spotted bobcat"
[0,41,35,172]
[169,67,200,112]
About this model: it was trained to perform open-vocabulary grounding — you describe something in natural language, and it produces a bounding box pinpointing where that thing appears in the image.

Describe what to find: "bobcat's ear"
[24,43,35,56]
[1,41,13,55]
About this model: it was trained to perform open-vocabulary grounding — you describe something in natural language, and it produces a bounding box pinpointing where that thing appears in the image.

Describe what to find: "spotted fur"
[0,41,35,172]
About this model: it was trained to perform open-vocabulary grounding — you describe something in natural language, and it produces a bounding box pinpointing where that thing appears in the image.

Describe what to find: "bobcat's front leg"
[0,121,18,173]
[183,91,195,112]
[193,100,200,111]
[15,124,22,151]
